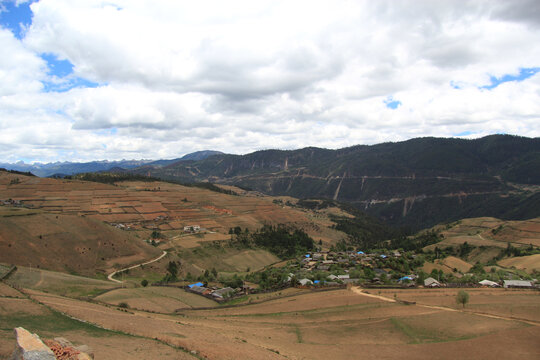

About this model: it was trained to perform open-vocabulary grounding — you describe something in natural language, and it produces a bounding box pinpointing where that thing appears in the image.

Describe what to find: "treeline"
[0,168,35,177]
[181,182,237,196]
[66,172,160,183]
[65,171,238,196]
[330,203,405,249]
[389,230,443,252]
[228,224,315,259]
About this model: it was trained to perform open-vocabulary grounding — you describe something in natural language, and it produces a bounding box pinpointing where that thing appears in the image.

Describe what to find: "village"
[179,248,538,303]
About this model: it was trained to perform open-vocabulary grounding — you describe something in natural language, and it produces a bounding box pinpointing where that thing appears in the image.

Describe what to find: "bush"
[456,290,469,308]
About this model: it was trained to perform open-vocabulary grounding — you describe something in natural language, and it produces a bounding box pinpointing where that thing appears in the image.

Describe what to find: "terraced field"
[5,285,538,360]
[424,217,540,271]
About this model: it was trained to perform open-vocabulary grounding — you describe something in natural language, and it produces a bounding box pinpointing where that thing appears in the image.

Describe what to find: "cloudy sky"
[0,0,539,163]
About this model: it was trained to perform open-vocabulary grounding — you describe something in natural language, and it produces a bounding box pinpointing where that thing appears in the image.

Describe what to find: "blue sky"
[0,0,33,39]
[1,1,99,92]
[481,67,540,90]
[0,0,539,163]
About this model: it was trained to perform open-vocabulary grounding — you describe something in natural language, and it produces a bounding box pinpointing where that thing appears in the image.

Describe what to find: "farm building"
[212,287,235,299]
[189,286,212,295]
[479,280,500,287]
[188,282,204,288]
[298,278,313,286]
[183,225,201,233]
[424,277,441,287]
[503,280,533,288]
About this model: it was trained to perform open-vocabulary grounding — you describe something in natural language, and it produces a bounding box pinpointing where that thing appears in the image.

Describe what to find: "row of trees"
[228,225,315,259]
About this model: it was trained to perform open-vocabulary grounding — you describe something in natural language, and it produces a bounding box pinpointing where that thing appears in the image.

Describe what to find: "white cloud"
[0,0,539,162]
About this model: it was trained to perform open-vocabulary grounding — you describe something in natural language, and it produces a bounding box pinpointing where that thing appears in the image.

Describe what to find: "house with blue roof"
[188,282,204,288]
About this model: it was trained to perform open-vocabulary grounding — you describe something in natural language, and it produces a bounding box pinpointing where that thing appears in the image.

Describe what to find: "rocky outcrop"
[11,327,55,360]
[11,328,93,360]
[43,338,93,360]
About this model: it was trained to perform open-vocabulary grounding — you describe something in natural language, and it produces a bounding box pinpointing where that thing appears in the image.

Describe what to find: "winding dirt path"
[351,287,540,326]
[107,250,167,283]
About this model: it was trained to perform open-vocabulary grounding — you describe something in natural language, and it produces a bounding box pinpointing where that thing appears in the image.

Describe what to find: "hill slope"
[1,170,393,275]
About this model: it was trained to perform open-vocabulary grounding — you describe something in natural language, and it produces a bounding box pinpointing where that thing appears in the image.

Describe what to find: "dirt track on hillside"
[352,287,540,325]
[107,250,167,283]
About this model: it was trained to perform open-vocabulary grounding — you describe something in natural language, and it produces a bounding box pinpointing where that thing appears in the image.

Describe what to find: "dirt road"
[107,250,167,283]
[351,286,540,326]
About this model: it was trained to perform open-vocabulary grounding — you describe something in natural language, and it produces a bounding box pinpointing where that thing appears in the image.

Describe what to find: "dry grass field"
[0,212,162,276]
[94,286,218,312]
[4,266,117,298]
[2,255,539,360]
[377,288,540,323]
[10,286,536,360]
[0,286,195,359]
[498,254,540,274]
[422,256,473,275]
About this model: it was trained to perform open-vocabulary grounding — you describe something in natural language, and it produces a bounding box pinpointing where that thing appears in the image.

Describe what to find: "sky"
[0,0,539,163]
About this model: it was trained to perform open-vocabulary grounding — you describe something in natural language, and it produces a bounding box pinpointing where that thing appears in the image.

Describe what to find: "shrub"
[456,290,469,308]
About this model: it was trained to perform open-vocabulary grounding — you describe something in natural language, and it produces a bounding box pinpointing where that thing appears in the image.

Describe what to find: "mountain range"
[132,135,540,230]
[0,150,223,177]
[2,136,538,230]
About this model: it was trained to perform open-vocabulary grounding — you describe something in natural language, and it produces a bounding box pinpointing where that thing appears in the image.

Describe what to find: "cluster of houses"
[424,278,537,288]
[301,250,403,272]
[291,273,357,287]
[185,282,237,301]
[298,250,406,285]
[111,223,132,230]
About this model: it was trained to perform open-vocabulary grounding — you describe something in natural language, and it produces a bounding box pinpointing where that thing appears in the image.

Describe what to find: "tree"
[456,290,469,308]
[141,279,148,287]
[162,261,178,282]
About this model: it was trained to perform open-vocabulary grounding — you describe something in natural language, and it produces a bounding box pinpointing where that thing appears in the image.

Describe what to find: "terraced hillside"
[424,217,540,273]
[0,170,360,276]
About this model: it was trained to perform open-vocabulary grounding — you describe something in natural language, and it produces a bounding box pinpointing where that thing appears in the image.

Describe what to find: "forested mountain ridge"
[134,135,540,230]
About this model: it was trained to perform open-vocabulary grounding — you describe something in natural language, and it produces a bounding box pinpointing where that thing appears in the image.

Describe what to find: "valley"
[1,164,539,358]
[1,134,539,359]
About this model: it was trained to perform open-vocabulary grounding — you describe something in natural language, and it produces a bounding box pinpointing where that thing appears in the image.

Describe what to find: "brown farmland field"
[0,172,348,276]
[498,254,540,274]
[5,285,535,360]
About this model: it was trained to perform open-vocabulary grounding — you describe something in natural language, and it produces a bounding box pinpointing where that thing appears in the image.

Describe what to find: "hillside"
[0,170,393,276]
[423,217,540,273]
[136,135,540,230]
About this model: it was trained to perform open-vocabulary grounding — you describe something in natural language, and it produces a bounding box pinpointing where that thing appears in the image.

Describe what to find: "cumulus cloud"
[0,0,539,162]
